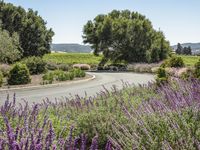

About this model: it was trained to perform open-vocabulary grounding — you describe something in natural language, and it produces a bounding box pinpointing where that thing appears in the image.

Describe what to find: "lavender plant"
[0,78,199,149]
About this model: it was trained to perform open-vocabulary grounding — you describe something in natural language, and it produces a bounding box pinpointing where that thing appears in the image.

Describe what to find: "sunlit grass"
[179,55,200,66]
[44,53,102,65]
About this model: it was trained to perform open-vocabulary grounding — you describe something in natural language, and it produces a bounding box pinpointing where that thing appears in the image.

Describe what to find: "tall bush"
[168,56,184,68]
[156,67,168,84]
[21,56,47,75]
[8,63,31,85]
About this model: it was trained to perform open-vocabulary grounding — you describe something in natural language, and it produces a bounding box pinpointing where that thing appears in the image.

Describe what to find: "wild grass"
[179,55,200,66]
[43,53,102,65]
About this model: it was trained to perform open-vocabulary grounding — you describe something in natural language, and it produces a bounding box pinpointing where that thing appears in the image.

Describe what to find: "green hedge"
[8,63,31,85]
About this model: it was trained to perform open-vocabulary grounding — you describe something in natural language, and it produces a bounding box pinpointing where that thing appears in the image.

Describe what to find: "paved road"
[0,72,155,105]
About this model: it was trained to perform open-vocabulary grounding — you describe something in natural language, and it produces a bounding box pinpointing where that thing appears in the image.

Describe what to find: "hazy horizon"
[4,0,200,45]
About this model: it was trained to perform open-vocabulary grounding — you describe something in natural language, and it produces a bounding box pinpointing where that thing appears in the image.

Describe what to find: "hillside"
[172,43,200,50]
[51,43,93,53]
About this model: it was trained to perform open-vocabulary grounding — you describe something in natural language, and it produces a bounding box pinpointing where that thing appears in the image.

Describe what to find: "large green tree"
[83,10,171,65]
[0,1,54,57]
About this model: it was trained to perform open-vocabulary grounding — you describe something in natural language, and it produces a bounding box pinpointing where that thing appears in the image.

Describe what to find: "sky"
[4,0,200,45]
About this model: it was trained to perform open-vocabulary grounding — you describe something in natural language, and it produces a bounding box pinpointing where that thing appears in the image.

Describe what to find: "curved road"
[0,72,154,105]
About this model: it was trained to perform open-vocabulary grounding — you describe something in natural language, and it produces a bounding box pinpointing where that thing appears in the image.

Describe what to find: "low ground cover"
[0,78,199,149]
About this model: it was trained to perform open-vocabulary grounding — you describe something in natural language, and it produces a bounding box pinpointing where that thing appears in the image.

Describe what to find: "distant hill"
[51,44,93,53]
[172,43,200,50]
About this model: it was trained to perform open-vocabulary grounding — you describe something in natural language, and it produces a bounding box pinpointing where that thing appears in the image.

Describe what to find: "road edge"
[0,74,96,92]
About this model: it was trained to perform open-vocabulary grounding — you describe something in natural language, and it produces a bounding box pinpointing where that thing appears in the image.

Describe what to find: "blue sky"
[4,0,200,45]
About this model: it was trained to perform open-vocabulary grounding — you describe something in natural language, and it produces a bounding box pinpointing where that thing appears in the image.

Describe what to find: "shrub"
[0,64,11,77]
[168,56,185,68]
[71,68,86,78]
[180,68,194,80]
[0,71,3,87]
[46,62,58,70]
[73,64,90,70]
[8,63,31,85]
[57,64,70,71]
[42,70,75,84]
[21,57,47,75]
[194,59,200,79]
[42,72,54,84]
[156,67,168,84]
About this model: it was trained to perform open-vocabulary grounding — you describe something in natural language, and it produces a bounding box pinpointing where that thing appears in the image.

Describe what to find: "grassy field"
[44,53,199,69]
[44,53,102,65]
[179,55,200,66]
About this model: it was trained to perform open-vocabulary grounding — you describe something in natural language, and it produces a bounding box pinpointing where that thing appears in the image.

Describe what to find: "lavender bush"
[0,78,199,149]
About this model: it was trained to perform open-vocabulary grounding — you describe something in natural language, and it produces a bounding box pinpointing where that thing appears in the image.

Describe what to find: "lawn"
[179,55,200,66]
[43,53,102,65]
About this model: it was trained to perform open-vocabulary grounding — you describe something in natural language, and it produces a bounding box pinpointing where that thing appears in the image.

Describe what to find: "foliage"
[0,64,11,77]
[42,71,54,84]
[0,79,200,149]
[0,71,3,87]
[42,69,84,84]
[46,62,70,71]
[44,53,102,65]
[21,56,47,75]
[176,43,192,55]
[0,1,54,57]
[127,63,161,73]
[156,67,168,84]
[83,10,171,65]
[194,59,200,79]
[71,68,86,78]
[0,28,21,64]
[7,63,31,85]
[168,56,185,68]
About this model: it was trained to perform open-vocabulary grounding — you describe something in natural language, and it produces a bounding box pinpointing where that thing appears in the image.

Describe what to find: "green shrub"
[168,56,184,68]
[42,72,54,84]
[42,70,75,84]
[21,57,47,75]
[8,63,31,85]
[194,59,200,79]
[71,68,86,78]
[54,70,70,81]
[0,71,3,87]
[156,67,168,84]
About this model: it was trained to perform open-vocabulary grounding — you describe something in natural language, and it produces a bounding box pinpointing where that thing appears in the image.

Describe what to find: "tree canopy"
[83,10,171,65]
[0,1,54,58]
[175,43,192,55]
[0,28,21,64]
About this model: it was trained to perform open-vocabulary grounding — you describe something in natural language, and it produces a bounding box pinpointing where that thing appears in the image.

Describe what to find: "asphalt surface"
[0,72,155,105]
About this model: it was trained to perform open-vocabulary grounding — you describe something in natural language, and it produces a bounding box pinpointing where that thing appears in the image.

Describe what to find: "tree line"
[0,1,54,64]
[176,43,192,55]
[83,10,171,65]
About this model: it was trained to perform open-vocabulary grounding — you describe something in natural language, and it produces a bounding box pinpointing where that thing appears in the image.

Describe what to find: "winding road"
[0,72,154,105]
